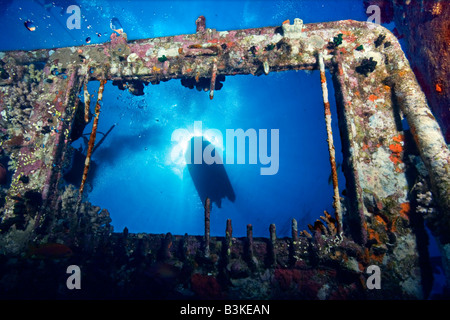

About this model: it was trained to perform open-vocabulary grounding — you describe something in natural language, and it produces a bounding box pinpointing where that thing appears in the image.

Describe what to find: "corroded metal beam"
[318,52,342,233]
[204,197,211,257]
[77,79,106,205]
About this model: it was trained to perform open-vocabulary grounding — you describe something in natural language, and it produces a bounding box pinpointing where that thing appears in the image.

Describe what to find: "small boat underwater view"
[0,0,449,302]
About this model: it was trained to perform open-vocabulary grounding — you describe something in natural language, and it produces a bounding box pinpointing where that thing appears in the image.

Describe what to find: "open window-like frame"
[0,18,448,299]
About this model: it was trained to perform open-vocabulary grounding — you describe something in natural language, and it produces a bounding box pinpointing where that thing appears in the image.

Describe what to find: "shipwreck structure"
[0,17,449,299]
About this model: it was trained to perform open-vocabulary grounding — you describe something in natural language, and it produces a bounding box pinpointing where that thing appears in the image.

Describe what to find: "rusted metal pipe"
[318,52,342,233]
[83,79,90,123]
[269,223,277,266]
[269,223,276,242]
[291,218,298,242]
[388,45,450,285]
[209,59,217,100]
[78,79,106,201]
[195,15,206,33]
[290,219,299,266]
[224,219,233,261]
[390,57,450,230]
[204,197,211,257]
[160,232,173,260]
[246,224,254,261]
[226,219,232,245]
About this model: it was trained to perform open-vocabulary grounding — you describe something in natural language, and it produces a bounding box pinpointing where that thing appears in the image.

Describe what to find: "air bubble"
[24,20,36,32]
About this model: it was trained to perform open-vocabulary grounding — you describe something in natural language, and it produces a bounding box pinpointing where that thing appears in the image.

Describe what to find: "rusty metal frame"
[0,17,449,299]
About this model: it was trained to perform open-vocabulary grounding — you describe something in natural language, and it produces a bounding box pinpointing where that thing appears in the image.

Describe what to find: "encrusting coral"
[2,64,43,130]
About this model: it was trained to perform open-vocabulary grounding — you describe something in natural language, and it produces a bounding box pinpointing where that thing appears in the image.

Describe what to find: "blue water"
[75,69,344,237]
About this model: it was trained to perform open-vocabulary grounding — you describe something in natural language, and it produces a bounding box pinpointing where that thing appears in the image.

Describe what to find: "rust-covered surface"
[0,18,449,299]
[389,0,450,143]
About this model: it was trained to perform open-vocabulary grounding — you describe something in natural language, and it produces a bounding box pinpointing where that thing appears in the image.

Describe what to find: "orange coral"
[390,216,398,233]
[368,94,378,102]
[341,30,357,43]
[363,246,384,265]
[435,83,442,92]
[370,252,385,263]
[399,202,410,220]
[374,215,387,229]
[389,143,402,153]
[368,229,380,243]
[389,134,404,168]
[393,134,404,143]
[389,153,402,165]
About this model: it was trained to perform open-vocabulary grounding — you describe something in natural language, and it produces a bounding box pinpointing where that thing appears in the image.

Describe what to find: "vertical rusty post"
[160,232,173,261]
[209,59,217,100]
[75,80,106,214]
[246,224,254,264]
[291,218,298,242]
[83,77,91,123]
[290,218,299,266]
[269,223,277,266]
[226,219,232,252]
[195,15,206,33]
[270,223,276,242]
[78,79,106,205]
[223,219,233,262]
[181,233,189,261]
[318,52,342,233]
[204,197,211,257]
